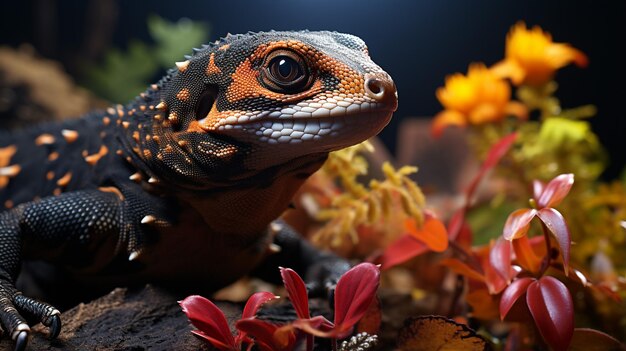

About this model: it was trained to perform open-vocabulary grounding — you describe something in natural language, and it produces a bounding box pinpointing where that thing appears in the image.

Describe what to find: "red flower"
[502,173,573,272]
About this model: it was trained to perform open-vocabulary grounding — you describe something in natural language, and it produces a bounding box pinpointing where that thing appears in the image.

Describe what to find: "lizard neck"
[113,68,253,191]
[180,153,327,238]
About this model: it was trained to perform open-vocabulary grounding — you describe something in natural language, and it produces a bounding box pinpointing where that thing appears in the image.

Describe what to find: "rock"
[0,45,105,129]
[0,285,239,351]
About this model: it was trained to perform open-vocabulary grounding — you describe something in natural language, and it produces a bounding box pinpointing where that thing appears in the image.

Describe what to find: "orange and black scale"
[0,33,268,207]
[1,32,373,211]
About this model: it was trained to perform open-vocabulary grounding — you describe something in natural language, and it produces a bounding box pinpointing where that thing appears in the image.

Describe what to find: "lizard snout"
[364,72,398,111]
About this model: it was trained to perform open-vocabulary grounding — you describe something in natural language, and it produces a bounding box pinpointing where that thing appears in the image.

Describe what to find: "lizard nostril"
[366,78,383,96]
[364,73,398,110]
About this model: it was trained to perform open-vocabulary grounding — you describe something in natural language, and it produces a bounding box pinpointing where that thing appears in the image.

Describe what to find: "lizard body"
[0,30,397,349]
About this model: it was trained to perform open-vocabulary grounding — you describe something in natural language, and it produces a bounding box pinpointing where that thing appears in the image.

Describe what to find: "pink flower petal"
[503,208,536,240]
[526,277,574,351]
[536,173,574,208]
[180,295,237,350]
[500,277,535,320]
[537,208,571,273]
[280,267,310,319]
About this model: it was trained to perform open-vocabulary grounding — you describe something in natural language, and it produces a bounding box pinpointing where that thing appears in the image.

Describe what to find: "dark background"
[1,0,625,179]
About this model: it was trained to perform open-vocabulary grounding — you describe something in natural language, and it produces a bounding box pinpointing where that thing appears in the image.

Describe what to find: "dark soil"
[0,285,231,351]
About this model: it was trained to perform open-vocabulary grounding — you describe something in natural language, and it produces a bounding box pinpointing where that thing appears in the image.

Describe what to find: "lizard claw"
[1,279,61,349]
[48,315,61,339]
[14,330,27,351]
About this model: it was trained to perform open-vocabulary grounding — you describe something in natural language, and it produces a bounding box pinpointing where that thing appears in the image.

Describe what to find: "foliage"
[310,142,432,252]
[82,15,209,103]
[430,21,626,349]
[181,263,381,351]
[282,21,624,350]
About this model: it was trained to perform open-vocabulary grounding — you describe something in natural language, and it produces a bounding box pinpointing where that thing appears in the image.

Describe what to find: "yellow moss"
[311,142,426,251]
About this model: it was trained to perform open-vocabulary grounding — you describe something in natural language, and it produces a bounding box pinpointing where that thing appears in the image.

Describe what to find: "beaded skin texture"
[0,30,397,348]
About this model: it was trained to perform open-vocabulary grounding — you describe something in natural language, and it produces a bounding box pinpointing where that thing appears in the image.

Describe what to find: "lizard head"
[141,31,396,187]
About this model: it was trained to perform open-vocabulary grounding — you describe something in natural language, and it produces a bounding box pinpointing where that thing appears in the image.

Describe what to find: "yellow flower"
[432,63,526,136]
[492,22,588,86]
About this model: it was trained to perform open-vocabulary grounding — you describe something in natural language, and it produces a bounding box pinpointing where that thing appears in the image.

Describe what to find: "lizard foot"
[0,279,61,351]
[305,255,351,303]
[15,331,27,351]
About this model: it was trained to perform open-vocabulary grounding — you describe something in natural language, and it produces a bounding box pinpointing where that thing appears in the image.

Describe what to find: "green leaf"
[538,117,590,151]
[81,15,209,103]
[83,40,157,103]
[148,15,210,68]
[466,201,519,246]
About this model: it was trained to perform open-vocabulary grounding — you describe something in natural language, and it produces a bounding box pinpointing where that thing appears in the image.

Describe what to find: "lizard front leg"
[0,189,131,351]
[251,219,351,298]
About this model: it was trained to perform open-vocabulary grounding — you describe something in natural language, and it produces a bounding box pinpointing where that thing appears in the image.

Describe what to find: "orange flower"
[432,63,526,136]
[492,22,588,86]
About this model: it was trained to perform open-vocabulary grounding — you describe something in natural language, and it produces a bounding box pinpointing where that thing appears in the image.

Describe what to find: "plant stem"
[331,338,338,351]
[538,221,552,276]
[449,240,483,274]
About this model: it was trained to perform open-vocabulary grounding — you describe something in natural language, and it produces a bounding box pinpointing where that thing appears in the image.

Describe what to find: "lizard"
[0,30,397,351]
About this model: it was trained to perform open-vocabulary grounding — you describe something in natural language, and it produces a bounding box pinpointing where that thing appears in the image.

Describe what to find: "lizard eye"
[261,50,312,94]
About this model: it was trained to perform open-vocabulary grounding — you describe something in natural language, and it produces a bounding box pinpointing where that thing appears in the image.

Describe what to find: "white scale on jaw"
[212,98,383,144]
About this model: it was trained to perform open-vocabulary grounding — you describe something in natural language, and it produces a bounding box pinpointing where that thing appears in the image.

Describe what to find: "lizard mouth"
[211,105,394,148]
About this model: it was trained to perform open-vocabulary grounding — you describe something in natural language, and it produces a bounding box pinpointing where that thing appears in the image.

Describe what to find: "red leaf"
[180,295,237,350]
[333,263,381,337]
[280,267,310,319]
[526,276,574,351]
[242,292,279,319]
[405,216,449,252]
[238,292,279,345]
[377,234,428,270]
[446,133,517,244]
[483,132,519,169]
[536,208,571,273]
[533,180,545,203]
[489,237,512,282]
[484,253,515,295]
[292,315,335,337]
[503,208,536,240]
[512,235,543,273]
[446,208,465,242]
[440,258,485,283]
[569,328,626,351]
[536,173,574,208]
[235,319,296,351]
[500,277,535,320]
[465,132,518,201]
